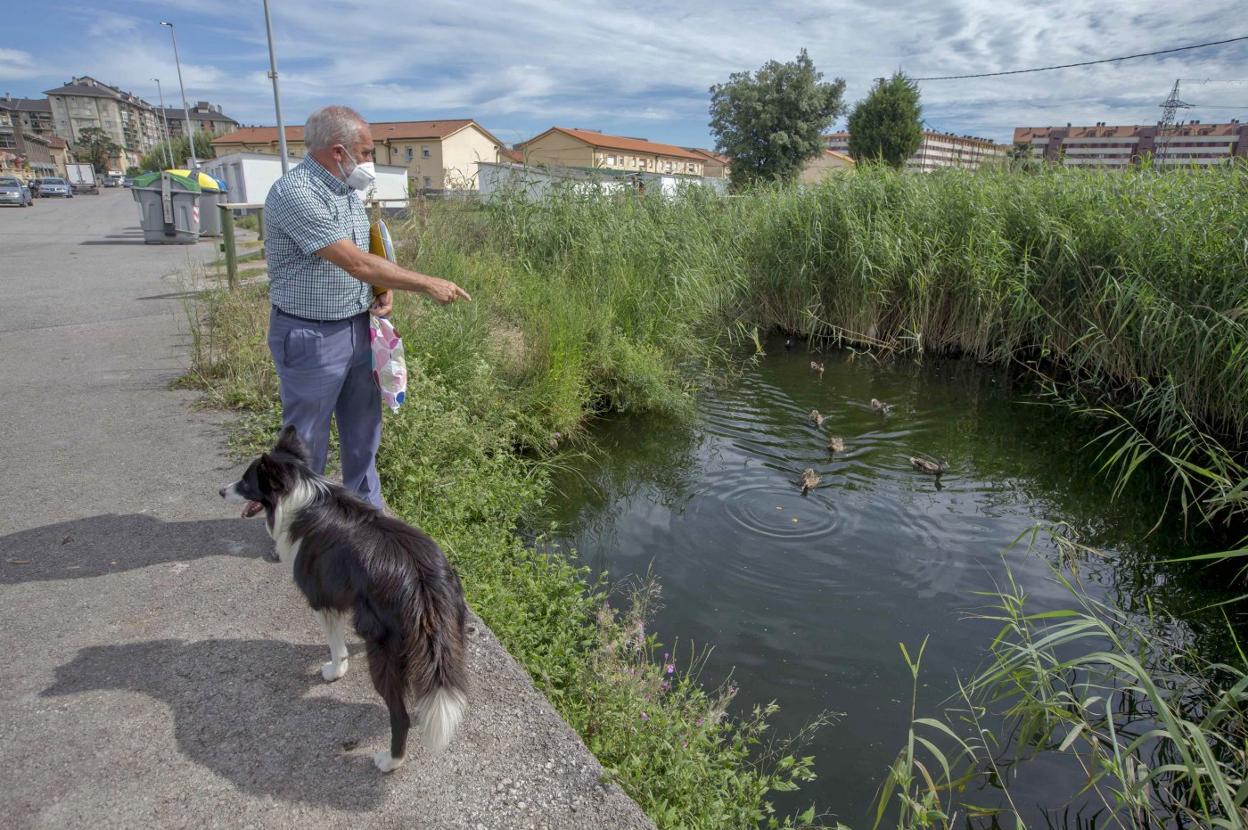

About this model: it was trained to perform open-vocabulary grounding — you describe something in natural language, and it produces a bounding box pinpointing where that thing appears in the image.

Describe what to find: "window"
[606,155,615,165]
[423,176,431,188]
[405,147,413,161]
[421,145,430,158]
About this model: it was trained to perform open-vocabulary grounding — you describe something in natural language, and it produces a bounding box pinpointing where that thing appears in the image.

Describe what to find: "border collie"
[220,425,468,773]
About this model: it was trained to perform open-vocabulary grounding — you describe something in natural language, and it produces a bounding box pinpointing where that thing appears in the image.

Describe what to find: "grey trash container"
[132,171,201,244]
[195,175,227,237]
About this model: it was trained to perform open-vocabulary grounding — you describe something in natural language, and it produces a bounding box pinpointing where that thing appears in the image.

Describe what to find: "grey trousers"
[267,306,382,507]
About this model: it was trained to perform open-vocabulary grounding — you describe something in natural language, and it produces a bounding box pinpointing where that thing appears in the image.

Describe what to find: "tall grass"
[470,164,1248,525]
[873,539,1248,829]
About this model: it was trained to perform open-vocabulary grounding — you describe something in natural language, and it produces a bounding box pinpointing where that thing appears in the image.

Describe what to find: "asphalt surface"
[0,190,654,830]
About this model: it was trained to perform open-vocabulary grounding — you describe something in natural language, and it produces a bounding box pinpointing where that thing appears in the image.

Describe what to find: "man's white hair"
[304,106,368,153]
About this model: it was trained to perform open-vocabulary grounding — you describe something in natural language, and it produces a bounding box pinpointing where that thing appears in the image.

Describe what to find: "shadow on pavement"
[79,239,152,246]
[42,638,388,810]
[0,513,270,584]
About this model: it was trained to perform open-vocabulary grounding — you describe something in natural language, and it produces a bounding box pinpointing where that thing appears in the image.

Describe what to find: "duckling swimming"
[910,456,949,476]
[798,468,821,494]
[810,360,824,376]
[826,435,844,453]
[870,398,895,415]
[808,409,825,426]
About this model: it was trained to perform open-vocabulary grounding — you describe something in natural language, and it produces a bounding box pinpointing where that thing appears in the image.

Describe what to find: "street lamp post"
[262,0,290,174]
[159,20,198,171]
[151,78,174,169]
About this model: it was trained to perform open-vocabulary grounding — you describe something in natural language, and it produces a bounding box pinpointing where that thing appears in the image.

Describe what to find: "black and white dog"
[220,425,468,773]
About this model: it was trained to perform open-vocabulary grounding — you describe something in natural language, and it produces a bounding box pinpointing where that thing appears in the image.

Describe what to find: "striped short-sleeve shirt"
[263,156,372,321]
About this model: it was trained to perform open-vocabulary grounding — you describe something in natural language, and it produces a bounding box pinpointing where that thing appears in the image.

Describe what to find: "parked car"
[122,176,134,188]
[0,176,34,207]
[104,170,124,187]
[39,177,73,198]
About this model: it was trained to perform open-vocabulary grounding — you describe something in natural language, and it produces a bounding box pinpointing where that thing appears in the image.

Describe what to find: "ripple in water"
[714,469,841,541]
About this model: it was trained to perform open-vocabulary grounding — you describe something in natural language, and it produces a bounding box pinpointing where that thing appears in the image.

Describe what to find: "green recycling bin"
[132,171,202,245]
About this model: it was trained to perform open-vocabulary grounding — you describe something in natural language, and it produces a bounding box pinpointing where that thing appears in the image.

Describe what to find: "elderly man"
[253,105,470,514]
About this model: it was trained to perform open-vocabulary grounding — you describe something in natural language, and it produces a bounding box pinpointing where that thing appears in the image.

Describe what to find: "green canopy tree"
[847,72,923,168]
[709,49,846,187]
[73,126,121,173]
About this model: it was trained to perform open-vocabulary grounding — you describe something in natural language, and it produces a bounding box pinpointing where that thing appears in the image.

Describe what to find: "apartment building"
[212,119,504,191]
[517,127,706,176]
[0,105,57,177]
[686,148,731,179]
[1013,121,1248,168]
[824,130,1007,171]
[44,76,162,168]
[0,94,55,138]
[159,101,240,138]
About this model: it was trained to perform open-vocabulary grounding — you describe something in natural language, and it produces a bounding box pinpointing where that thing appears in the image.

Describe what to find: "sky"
[2,0,1246,148]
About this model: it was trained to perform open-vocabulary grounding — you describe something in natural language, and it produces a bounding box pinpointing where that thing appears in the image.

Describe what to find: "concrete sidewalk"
[0,191,653,829]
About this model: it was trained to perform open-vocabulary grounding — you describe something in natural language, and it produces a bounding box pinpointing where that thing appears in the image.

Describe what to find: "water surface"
[545,343,1223,826]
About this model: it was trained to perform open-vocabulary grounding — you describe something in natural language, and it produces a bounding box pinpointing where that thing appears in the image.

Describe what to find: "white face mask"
[336,146,376,192]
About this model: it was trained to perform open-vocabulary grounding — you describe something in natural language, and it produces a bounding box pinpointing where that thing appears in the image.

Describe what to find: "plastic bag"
[368,219,407,412]
[369,314,407,412]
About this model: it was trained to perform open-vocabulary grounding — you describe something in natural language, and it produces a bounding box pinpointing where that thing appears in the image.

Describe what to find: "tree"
[1007,142,1039,172]
[846,72,923,168]
[73,127,121,173]
[709,49,846,187]
[137,131,217,172]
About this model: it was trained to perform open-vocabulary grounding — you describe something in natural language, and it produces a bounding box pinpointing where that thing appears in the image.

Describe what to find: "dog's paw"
[373,750,406,773]
[321,659,348,682]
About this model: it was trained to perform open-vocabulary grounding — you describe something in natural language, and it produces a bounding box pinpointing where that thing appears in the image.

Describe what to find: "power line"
[913,34,1248,81]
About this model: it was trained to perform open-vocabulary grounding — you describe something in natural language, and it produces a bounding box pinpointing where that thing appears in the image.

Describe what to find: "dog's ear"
[274,424,310,463]
[256,454,288,495]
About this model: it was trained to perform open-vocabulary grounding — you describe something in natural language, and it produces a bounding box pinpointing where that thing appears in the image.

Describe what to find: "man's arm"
[316,239,471,305]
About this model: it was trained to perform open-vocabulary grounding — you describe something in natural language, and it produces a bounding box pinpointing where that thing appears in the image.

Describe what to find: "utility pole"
[160,21,198,171]
[1156,79,1191,167]
[263,0,290,174]
[151,78,174,169]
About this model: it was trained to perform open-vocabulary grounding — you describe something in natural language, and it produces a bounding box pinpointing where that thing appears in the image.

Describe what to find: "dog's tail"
[402,573,469,752]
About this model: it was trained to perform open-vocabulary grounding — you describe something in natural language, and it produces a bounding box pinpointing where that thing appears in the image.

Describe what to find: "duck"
[785,336,794,350]
[826,435,844,453]
[798,468,821,494]
[910,456,949,476]
[870,398,895,414]
[810,360,824,376]
[808,409,825,426]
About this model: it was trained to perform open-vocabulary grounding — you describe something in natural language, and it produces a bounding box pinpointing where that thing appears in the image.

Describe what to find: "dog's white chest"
[269,502,302,574]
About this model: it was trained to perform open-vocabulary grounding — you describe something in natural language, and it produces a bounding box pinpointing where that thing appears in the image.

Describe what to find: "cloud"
[87,11,141,38]
[0,48,38,82]
[6,0,1247,145]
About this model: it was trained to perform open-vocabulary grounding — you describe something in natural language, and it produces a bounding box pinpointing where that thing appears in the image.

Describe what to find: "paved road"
[0,191,652,829]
